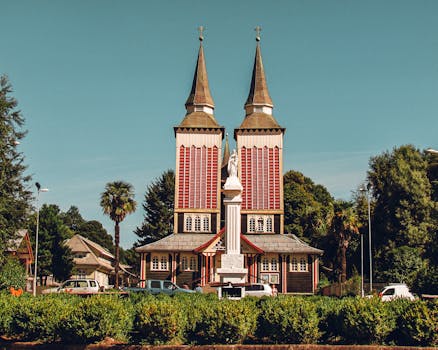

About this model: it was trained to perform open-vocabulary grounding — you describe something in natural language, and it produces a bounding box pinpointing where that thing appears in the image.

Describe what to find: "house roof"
[135,232,322,255]
[6,229,34,261]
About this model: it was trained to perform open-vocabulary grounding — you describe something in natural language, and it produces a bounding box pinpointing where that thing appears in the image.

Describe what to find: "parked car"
[244,283,273,297]
[378,283,416,301]
[42,279,101,294]
[123,279,195,295]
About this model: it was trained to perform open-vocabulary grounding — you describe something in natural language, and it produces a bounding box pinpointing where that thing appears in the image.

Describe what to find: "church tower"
[174,32,224,235]
[235,30,285,235]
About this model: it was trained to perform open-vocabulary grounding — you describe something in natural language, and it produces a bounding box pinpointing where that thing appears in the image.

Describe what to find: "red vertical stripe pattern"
[241,146,280,210]
[178,145,218,209]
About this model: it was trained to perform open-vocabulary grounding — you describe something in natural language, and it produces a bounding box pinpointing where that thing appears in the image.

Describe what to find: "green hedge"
[0,292,436,347]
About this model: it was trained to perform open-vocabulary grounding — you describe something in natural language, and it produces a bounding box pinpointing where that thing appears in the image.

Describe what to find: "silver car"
[244,283,273,297]
[42,279,100,294]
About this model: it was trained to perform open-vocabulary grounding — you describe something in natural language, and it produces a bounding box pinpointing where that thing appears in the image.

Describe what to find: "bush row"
[0,292,436,346]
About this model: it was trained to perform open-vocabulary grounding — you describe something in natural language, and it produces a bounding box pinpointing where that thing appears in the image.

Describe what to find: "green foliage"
[134,294,186,344]
[59,295,133,343]
[339,297,395,344]
[135,170,175,246]
[0,75,32,265]
[100,181,136,288]
[257,296,321,344]
[187,295,258,344]
[313,296,344,344]
[283,170,333,240]
[11,294,74,342]
[412,264,438,294]
[0,292,20,336]
[0,256,26,290]
[61,206,114,253]
[387,299,438,346]
[368,145,435,283]
[29,204,74,282]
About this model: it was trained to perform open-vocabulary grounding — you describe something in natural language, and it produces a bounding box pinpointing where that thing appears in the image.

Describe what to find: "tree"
[367,145,435,284]
[61,206,114,253]
[100,181,136,288]
[329,200,360,283]
[135,170,174,246]
[0,256,26,290]
[29,204,74,283]
[283,170,333,242]
[0,75,32,264]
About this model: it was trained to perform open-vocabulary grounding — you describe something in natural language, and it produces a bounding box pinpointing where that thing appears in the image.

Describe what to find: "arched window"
[291,257,298,271]
[194,216,201,231]
[181,256,188,270]
[203,216,210,231]
[271,257,278,271]
[185,216,192,232]
[160,255,168,270]
[262,257,270,271]
[152,256,159,270]
[257,217,264,232]
[266,217,273,232]
[300,257,307,271]
[249,218,256,232]
[189,256,197,271]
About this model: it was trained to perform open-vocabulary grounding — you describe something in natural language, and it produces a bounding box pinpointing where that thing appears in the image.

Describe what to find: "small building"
[137,34,323,294]
[6,229,34,291]
[65,234,132,288]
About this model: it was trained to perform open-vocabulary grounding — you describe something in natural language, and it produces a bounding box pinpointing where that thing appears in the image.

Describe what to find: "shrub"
[187,295,258,344]
[257,296,321,344]
[339,296,395,344]
[59,295,133,343]
[313,296,344,343]
[0,292,20,337]
[389,299,437,346]
[11,294,74,342]
[0,256,26,290]
[134,294,187,345]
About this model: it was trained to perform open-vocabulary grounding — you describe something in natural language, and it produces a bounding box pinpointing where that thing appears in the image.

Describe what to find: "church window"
[291,257,298,271]
[249,218,256,232]
[185,217,192,231]
[160,255,168,270]
[152,256,159,270]
[247,215,274,233]
[151,254,169,271]
[257,217,264,232]
[184,213,211,233]
[194,216,201,231]
[203,216,210,231]
[271,257,278,271]
[181,256,188,271]
[189,256,198,271]
[266,217,273,232]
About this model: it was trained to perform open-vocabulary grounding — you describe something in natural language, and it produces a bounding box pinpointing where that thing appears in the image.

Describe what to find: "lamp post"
[360,184,373,293]
[33,182,49,296]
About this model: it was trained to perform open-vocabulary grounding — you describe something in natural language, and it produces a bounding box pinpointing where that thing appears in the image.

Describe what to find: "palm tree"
[330,201,361,283]
[100,181,136,288]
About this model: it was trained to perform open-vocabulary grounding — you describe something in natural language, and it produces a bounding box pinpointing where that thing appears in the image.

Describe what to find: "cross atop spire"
[198,26,204,42]
[255,26,261,42]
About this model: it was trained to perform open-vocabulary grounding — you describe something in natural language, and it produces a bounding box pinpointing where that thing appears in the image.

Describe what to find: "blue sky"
[2,0,438,248]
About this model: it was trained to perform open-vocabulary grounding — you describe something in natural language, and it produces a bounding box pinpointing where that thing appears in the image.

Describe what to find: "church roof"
[177,111,220,129]
[135,232,322,255]
[236,36,284,135]
[244,41,273,108]
[185,41,215,109]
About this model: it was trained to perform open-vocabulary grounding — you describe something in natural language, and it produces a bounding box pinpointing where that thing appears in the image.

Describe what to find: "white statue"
[228,149,238,177]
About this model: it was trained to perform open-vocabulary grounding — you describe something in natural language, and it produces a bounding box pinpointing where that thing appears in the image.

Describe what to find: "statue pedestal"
[217,176,247,299]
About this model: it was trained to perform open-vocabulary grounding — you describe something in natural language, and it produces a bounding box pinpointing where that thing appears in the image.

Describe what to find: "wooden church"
[137,32,322,294]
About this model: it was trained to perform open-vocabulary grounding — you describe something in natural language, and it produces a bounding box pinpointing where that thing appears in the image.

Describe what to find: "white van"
[244,283,273,297]
[378,283,415,301]
[42,279,101,294]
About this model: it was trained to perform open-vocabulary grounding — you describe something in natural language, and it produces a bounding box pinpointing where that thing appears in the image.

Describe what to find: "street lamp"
[360,184,373,293]
[33,182,49,296]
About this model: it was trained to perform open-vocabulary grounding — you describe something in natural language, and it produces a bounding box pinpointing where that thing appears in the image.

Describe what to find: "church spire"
[185,26,215,114]
[221,133,230,168]
[244,26,274,116]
